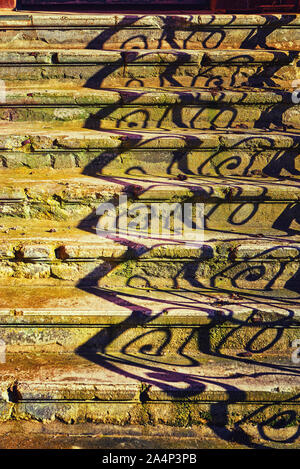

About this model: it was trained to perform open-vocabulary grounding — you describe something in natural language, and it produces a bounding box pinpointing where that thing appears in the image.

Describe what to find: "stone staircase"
[0,11,299,449]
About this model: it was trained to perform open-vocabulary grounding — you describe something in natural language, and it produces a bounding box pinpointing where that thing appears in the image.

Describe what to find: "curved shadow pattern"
[68,13,300,447]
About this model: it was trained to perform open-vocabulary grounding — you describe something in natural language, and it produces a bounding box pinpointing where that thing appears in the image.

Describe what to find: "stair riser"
[0,104,298,130]
[0,200,299,234]
[99,258,300,291]
[0,258,299,292]
[1,130,298,150]
[0,26,299,51]
[1,149,300,179]
[0,324,298,356]
[0,11,299,435]
[0,400,298,428]
[0,422,299,450]
[0,63,297,89]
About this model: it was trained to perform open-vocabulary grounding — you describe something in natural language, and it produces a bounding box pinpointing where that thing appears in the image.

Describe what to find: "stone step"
[0,49,297,88]
[0,352,299,429]
[4,421,300,449]
[0,10,299,447]
[0,168,299,233]
[0,13,299,51]
[0,285,299,357]
[0,217,300,291]
[0,86,299,131]
[0,124,299,178]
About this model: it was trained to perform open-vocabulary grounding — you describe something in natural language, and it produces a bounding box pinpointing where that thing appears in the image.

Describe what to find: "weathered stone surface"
[0,48,298,88]
[0,310,298,356]
[0,352,299,429]
[0,12,299,440]
[0,13,299,51]
[97,258,300,291]
[2,86,294,105]
[1,147,300,179]
[0,169,300,224]
[0,125,298,151]
[0,421,299,449]
[0,86,298,130]
[0,216,300,294]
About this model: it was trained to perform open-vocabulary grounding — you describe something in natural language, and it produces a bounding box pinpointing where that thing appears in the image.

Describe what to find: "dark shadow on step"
[75,116,300,450]
[72,169,300,446]
[75,281,300,447]
[68,13,300,448]
[65,15,300,191]
[78,36,300,177]
[81,13,299,52]
[77,128,300,182]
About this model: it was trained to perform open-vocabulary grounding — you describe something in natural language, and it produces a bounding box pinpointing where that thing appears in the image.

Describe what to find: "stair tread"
[0,48,296,64]
[0,10,299,437]
[0,285,299,319]
[0,351,299,399]
[0,9,300,28]
[0,123,298,148]
[0,167,299,201]
[0,420,278,451]
[1,12,300,28]
[2,84,295,105]
[0,217,300,258]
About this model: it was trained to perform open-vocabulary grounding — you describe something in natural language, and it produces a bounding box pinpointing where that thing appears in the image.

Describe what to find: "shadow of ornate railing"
[51,14,300,447]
